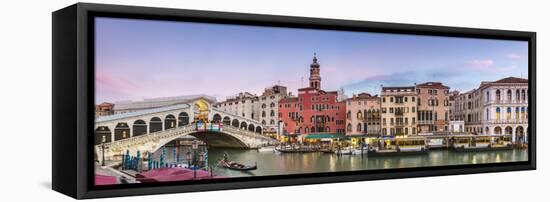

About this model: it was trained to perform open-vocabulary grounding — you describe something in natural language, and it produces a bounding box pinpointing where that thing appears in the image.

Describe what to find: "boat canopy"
[305,133,348,140]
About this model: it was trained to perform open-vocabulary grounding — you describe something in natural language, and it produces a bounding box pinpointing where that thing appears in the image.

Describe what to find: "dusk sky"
[95,17,528,104]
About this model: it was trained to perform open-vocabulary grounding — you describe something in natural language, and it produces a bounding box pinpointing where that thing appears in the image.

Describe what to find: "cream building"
[453,77,529,144]
[345,93,381,135]
[258,85,288,134]
[214,92,260,122]
[381,86,417,136]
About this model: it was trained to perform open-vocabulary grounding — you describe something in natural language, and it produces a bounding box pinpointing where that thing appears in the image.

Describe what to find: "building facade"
[214,92,260,122]
[481,77,529,144]
[453,89,483,134]
[258,85,288,134]
[345,93,381,135]
[380,86,417,136]
[278,55,347,136]
[415,82,452,134]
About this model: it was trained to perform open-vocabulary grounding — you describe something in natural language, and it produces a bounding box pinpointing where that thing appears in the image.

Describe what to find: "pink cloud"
[506,53,522,59]
[96,69,141,101]
[468,59,494,69]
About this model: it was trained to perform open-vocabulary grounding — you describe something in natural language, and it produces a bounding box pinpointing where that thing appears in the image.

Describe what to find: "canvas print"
[93,17,529,186]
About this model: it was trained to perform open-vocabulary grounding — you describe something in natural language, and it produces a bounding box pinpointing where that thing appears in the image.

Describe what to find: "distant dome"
[310,54,320,68]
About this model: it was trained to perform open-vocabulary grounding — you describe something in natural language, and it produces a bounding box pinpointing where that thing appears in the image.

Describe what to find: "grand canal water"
[153,146,528,178]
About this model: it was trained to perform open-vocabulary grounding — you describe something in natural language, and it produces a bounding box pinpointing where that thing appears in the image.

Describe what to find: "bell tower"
[309,53,321,89]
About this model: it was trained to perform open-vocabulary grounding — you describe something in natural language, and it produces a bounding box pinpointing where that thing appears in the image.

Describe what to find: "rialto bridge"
[94,98,277,161]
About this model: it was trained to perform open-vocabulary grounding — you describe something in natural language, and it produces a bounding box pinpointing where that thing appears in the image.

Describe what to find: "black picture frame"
[52,3,536,199]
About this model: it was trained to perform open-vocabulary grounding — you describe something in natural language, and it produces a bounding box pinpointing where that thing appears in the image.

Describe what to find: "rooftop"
[492,77,528,84]
[96,103,191,123]
[416,82,449,89]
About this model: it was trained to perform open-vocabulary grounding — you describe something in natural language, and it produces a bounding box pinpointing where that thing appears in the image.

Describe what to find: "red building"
[278,55,347,137]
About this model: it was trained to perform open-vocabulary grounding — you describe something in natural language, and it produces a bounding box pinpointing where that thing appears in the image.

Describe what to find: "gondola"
[219,160,257,171]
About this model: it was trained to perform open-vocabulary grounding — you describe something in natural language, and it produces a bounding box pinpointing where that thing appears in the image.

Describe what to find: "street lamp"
[101,135,106,167]
[199,151,205,171]
[185,151,192,169]
[191,140,199,179]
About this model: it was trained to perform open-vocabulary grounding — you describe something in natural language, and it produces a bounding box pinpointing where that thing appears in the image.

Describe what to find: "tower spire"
[309,53,321,89]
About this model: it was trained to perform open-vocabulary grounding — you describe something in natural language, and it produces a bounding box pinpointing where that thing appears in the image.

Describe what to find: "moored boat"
[335,147,353,155]
[257,146,275,152]
[275,145,321,153]
[368,136,428,156]
[453,135,513,152]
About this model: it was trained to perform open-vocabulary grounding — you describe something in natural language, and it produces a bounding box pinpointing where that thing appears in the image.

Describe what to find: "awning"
[346,134,380,138]
[305,133,348,139]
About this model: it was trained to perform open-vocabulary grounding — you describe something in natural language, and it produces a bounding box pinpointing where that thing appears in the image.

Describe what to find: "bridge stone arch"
[132,119,147,136]
[222,116,231,125]
[255,126,262,134]
[151,131,249,153]
[178,112,190,126]
[232,119,239,127]
[114,122,130,141]
[240,121,247,130]
[212,113,222,123]
[97,122,277,162]
[164,114,176,130]
[150,117,163,133]
[248,124,255,132]
[95,97,276,162]
[95,126,111,145]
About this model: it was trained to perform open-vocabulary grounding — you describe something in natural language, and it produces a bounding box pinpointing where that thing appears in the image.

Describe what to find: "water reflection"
[153,147,528,178]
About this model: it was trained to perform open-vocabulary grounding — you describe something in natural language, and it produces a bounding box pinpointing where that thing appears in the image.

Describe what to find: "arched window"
[357,111,363,119]
[486,91,490,103]
[311,127,316,133]
[270,110,275,117]
[515,107,520,120]
[496,90,501,101]
[516,89,520,101]
[262,111,266,117]
[261,103,266,108]
[347,124,352,132]
[356,123,362,132]
[486,108,489,120]
[270,102,275,108]
[496,107,501,120]
[507,90,512,101]
[347,111,351,119]
[494,126,502,135]
[521,89,526,101]
[506,107,512,120]
[521,107,526,120]
[270,119,275,125]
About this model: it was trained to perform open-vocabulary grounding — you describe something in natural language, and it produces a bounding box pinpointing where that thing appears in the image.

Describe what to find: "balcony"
[417,120,434,125]
[484,99,528,105]
[486,119,528,124]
